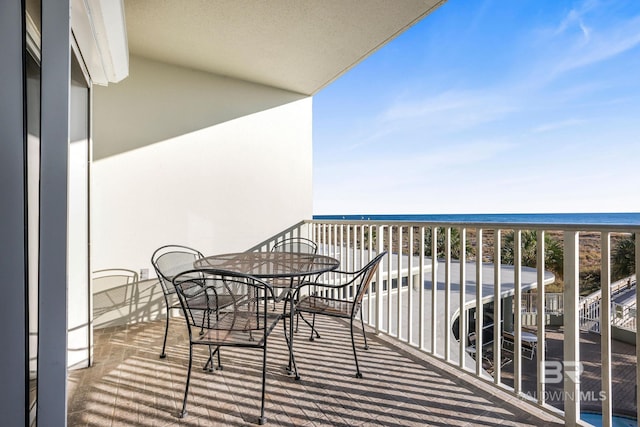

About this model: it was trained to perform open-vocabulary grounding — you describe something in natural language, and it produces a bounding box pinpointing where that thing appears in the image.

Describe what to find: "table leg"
[283,292,300,380]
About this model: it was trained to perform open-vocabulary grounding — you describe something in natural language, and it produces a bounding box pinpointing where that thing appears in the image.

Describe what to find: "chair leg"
[350,320,362,378]
[282,304,293,374]
[283,303,300,380]
[179,344,194,418]
[298,312,320,339]
[160,299,170,359]
[203,346,223,372]
[309,314,317,341]
[258,343,268,425]
[359,310,369,350]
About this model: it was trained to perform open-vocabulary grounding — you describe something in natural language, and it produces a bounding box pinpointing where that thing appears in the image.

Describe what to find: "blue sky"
[312,0,640,215]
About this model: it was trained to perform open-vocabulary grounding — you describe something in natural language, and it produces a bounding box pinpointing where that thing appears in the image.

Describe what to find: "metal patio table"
[193,251,340,378]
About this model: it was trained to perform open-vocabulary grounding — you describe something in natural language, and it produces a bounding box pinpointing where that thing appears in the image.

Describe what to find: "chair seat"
[195,311,282,346]
[296,295,359,319]
[178,293,236,310]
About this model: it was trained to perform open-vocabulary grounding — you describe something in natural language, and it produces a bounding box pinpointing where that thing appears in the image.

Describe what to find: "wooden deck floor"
[499,325,637,418]
[68,317,564,426]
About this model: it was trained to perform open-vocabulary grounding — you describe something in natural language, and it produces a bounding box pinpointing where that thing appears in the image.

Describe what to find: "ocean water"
[313,212,640,225]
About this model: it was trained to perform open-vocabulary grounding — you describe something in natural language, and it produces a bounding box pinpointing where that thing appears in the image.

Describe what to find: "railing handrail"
[306,218,640,233]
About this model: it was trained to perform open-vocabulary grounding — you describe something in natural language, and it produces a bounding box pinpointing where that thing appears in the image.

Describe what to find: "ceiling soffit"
[124,0,446,95]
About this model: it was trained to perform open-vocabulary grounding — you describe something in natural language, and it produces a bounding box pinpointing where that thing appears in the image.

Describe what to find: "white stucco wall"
[92,55,313,285]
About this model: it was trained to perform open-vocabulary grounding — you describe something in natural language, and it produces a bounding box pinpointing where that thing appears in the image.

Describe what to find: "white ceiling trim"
[72,0,129,85]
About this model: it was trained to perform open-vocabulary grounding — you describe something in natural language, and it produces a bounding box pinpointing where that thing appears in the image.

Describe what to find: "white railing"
[522,293,564,315]
[612,301,637,332]
[252,220,640,426]
[578,276,637,333]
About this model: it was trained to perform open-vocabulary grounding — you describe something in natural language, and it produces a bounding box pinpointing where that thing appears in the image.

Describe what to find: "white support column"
[600,233,612,427]
[39,0,71,425]
[0,1,28,424]
[564,231,580,425]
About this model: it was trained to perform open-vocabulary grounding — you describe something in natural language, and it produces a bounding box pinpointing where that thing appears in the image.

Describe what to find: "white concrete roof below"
[124,0,446,94]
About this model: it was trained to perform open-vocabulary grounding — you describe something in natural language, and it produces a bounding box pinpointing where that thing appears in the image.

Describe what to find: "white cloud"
[531,118,586,133]
[554,1,597,41]
[381,89,515,127]
[551,4,640,76]
[335,89,519,153]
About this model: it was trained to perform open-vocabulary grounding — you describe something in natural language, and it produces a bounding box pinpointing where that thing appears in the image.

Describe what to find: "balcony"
[68,318,563,426]
[79,218,639,426]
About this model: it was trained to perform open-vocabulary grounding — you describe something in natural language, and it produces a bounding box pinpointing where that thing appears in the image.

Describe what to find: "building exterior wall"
[91,56,313,323]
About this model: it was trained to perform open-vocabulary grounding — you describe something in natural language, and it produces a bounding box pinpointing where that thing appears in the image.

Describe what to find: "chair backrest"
[271,237,318,254]
[351,251,387,314]
[151,245,204,295]
[172,269,276,342]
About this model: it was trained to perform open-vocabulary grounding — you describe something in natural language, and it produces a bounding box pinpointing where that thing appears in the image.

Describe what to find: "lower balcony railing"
[251,219,640,427]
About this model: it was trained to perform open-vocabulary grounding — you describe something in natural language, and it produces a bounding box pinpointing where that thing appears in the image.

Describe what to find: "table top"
[193,251,339,279]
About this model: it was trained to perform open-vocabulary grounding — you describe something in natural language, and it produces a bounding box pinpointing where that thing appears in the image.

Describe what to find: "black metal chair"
[291,251,387,378]
[172,269,282,425]
[269,237,320,317]
[151,245,205,359]
[271,237,318,254]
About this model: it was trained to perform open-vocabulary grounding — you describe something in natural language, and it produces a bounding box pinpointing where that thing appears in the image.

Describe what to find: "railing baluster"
[376,224,385,335]
[387,224,393,334]
[419,226,426,351]
[536,230,546,406]
[431,226,439,357]
[339,224,344,299]
[601,232,612,427]
[408,226,414,345]
[564,231,580,425]
[514,229,522,394]
[445,227,451,362]
[397,226,403,340]
[475,228,484,376]
[493,229,502,384]
[459,227,467,369]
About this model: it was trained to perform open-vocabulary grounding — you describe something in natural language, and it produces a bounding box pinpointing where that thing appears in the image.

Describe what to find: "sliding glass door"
[26,49,41,425]
[68,50,92,369]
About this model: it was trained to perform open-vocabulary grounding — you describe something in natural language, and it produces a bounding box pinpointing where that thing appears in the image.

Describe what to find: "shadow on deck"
[68,317,564,426]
